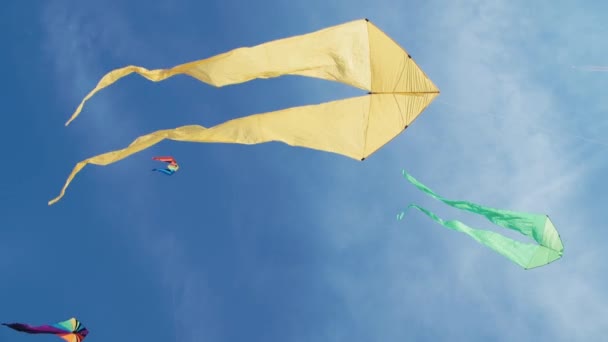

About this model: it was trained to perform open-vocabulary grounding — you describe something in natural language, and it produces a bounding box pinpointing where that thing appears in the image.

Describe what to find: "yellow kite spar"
[49,19,439,205]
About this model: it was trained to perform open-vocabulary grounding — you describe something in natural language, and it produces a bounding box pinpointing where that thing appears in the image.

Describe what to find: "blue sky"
[1,0,607,341]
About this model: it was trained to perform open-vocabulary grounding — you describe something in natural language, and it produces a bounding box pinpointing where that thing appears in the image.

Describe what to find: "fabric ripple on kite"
[397,170,564,269]
[2,318,89,342]
[48,18,440,205]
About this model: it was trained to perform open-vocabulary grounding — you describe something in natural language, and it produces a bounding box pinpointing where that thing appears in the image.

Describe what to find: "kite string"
[435,98,608,149]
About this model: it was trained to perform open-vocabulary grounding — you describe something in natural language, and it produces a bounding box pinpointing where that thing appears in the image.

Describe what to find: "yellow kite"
[49,19,439,205]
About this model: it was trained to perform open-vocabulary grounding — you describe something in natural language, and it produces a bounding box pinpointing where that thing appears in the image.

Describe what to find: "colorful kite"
[152,156,179,175]
[48,18,439,205]
[397,170,564,269]
[43,17,564,270]
[2,317,88,342]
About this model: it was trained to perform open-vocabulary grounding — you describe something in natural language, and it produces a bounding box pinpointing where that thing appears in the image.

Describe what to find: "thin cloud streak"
[313,1,608,341]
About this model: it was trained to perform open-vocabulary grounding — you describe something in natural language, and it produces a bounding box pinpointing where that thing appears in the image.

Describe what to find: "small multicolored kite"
[2,317,88,342]
[152,156,179,175]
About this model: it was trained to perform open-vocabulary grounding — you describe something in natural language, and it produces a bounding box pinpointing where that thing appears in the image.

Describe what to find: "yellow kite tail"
[66,65,186,126]
[48,130,169,205]
[64,19,373,126]
[49,93,437,205]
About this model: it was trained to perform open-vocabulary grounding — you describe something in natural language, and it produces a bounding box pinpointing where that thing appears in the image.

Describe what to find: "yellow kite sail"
[49,19,439,205]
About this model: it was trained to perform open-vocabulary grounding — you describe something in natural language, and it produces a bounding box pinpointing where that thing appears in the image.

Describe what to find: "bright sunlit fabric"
[49,19,439,205]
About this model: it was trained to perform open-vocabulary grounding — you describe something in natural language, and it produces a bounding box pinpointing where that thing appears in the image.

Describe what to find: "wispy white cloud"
[311,0,608,340]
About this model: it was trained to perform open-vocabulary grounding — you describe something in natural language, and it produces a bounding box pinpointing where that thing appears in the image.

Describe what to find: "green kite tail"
[397,170,564,269]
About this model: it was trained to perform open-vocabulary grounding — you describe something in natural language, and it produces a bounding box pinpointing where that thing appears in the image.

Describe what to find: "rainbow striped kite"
[2,317,88,342]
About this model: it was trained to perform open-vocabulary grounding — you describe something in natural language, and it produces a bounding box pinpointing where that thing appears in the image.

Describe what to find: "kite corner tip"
[364,18,369,22]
